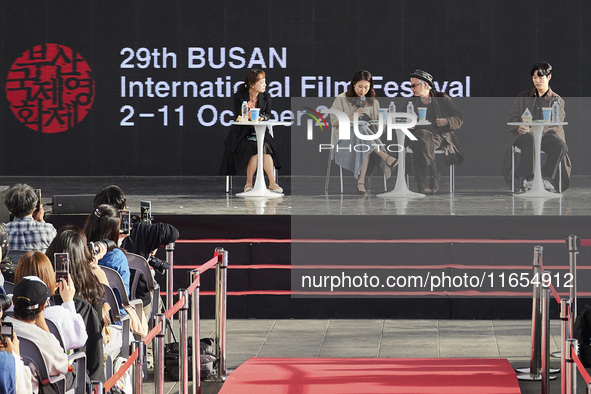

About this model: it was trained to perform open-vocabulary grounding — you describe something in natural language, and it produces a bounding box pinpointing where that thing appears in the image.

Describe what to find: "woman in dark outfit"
[219,69,282,193]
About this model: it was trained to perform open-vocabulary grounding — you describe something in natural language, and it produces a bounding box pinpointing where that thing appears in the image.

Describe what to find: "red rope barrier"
[572,351,591,384]
[549,284,561,304]
[104,347,139,391]
[581,239,591,247]
[142,322,162,345]
[176,238,566,244]
[165,296,185,320]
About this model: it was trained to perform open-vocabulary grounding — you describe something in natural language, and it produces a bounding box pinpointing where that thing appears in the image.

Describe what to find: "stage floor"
[0,175,589,216]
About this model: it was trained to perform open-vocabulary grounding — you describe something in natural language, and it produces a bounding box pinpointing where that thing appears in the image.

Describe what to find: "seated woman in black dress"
[220,69,282,193]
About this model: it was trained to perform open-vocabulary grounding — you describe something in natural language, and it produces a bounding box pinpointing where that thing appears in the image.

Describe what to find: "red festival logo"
[5,43,95,133]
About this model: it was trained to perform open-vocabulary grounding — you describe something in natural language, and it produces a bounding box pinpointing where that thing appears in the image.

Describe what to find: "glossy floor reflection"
[0,175,589,216]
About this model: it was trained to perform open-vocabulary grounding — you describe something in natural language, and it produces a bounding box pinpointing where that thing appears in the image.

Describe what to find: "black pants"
[513,132,567,181]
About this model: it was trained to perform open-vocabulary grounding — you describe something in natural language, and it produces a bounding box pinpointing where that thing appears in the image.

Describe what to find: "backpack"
[164,337,217,381]
[573,305,591,367]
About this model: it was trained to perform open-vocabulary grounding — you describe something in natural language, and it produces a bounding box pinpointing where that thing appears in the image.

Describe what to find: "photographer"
[4,184,56,252]
[94,185,179,306]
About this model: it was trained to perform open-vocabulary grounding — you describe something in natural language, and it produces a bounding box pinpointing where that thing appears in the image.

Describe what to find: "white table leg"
[237,124,283,197]
[516,125,559,199]
[377,128,425,199]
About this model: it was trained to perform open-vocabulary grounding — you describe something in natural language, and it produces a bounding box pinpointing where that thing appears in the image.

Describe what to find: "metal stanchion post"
[89,381,103,394]
[131,341,145,394]
[517,246,543,379]
[179,289,190,394]
[541,285,550,394]
[560,298,570,394]
[191,270,201,394]
[567,235,578,321]
[214,248,228,381]
[154,314,166,394]
[566,339,578,394]
[166,242,175,343]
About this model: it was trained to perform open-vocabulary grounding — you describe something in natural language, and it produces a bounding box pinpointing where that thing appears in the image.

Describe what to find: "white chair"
[405,147,455,193]
[511,146,562,193]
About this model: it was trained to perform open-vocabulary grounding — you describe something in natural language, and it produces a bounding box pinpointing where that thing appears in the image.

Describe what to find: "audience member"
[46,225,113,381]
[0,308,33,394]
[13,251,88,351]
[84,205,131,296]
[4,276,70,392]
[94,185,178,307]
[3,184,56,252]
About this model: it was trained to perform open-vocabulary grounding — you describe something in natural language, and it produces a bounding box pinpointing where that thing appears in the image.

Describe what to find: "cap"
[409,69,435,89]
[13,276,51,310]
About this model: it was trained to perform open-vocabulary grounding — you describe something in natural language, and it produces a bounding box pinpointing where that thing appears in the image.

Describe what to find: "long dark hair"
[84,204,121,243]
[345,70,375,105]
[237,69,266,92]
[46,225,105,313]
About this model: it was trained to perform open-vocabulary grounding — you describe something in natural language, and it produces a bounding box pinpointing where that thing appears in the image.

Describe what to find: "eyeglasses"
[410,83,424,89]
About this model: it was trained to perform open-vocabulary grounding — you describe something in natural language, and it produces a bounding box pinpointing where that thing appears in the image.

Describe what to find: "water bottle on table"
[551,99,560,123]
[241,101,248,122]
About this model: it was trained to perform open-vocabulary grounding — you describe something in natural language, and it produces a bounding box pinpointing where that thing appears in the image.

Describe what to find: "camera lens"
[88,239,117,256]
[0,295,12,312]
[147,255,170,274]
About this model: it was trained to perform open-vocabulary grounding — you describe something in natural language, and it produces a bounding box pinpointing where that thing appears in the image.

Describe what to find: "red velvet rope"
[571,350,591,384]
[176,238,567,244]
[104,347,139,391]
[548,284,561,304]
[580,239,591,247]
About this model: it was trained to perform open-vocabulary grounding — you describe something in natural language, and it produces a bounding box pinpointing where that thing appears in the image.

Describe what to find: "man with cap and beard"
[408,70,464,194]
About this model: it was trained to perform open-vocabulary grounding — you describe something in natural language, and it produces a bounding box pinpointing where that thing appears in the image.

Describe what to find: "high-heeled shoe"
[357,183,368,196]
[386,156,398,170]
[383,156,398,179]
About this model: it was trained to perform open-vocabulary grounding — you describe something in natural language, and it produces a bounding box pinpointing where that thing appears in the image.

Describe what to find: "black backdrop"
[1,0,589,176]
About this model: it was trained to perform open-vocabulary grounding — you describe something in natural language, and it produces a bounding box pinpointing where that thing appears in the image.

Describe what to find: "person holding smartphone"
[83,204,131,297]
[4,276,70,392]
[0,308,33,393]
[13,251,88,352]
[3,184,56,252]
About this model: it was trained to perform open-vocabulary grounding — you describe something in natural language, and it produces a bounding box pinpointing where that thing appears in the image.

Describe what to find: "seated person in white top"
[13,251,88,351]
[4,276,71,393]
[0,303,33,393]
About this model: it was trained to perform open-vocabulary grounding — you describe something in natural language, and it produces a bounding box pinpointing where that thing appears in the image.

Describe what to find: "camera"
[88,239,117,257]
[0,294,11,312]
[147,255,170,274]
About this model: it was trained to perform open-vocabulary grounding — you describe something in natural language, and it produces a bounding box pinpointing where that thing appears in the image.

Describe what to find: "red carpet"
[219,358,520,394]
